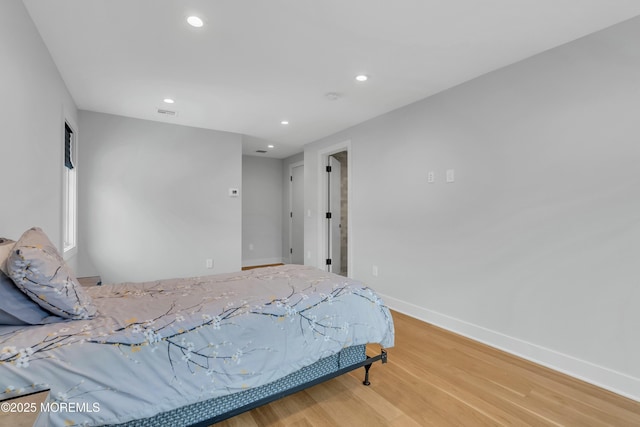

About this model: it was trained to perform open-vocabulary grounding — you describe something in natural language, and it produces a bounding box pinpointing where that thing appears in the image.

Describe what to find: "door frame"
[316,140,352,277]
[288,160,304,264]
[328,155,342,275]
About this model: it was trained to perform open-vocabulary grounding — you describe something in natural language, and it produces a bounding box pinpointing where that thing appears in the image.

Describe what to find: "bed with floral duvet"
[0,229,394,426]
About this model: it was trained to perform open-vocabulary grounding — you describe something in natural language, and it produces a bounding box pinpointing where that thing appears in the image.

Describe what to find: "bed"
[0,228,394,426]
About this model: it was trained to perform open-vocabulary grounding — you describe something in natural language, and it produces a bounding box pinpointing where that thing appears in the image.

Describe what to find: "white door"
[328,156,341,274]
[291,164,304,264]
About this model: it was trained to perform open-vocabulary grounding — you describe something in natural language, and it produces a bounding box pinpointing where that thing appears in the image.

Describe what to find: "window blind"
[64,123,74,170]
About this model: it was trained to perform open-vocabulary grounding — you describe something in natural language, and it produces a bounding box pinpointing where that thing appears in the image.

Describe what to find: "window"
[63,122,77,257]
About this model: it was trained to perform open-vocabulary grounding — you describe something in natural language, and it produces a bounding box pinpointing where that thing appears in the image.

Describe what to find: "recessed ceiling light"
[280,120,289,125]
[355,74,368,82]
[187,16,204,28]
[268,144,275,149]
[163,98,175,104]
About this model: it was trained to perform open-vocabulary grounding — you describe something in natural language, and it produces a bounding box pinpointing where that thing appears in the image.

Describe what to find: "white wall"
[0,0,78,259]
[78,111,242,283]
[304,17,640,399]
[242,155,283,267]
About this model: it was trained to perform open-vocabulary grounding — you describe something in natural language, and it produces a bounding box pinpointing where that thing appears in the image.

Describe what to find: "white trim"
[380,293,640,402]
[62,113,79,260]
[316,141,353,277]
[288,160,304,264]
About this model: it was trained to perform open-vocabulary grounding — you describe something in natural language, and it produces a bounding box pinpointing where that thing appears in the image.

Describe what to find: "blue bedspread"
[0,265,394,426]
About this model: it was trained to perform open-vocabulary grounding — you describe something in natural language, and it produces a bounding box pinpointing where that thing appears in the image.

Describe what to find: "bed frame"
[115,345,388,426]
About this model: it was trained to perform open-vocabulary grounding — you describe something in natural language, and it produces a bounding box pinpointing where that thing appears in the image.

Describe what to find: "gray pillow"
[7,227,97,320]
[0,270,63,325]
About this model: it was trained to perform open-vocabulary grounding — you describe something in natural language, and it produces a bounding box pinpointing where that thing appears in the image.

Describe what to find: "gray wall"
[78,111,242,283]
[304,17,640,399]
[242,155,283,267]
[0,0,78,261]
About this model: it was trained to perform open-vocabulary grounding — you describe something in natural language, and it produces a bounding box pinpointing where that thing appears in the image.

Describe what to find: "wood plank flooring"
[214,310,640,426]
[241,264,285,271]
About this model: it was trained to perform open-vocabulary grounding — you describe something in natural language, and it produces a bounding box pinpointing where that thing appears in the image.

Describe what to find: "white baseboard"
[380,293,640,402]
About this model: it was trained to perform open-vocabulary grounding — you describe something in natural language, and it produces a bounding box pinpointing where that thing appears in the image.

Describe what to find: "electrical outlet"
[428,171,435,183]
[206,259,213,269]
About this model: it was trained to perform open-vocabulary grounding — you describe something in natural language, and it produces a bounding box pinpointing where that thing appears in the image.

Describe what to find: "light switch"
[446,169,455,183]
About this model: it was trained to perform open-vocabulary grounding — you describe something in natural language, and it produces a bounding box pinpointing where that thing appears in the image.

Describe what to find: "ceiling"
[23,0,640,159]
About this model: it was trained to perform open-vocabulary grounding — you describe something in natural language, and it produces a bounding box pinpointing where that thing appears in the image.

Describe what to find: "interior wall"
[77,111,242,283]
[242,155,284,267]
[0,0,78,259]
[304,17,640,399]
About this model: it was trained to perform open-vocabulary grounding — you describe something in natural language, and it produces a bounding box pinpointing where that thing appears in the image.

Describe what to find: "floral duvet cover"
[0,265,394,426]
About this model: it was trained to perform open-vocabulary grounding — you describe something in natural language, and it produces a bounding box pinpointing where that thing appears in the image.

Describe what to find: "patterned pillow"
[7,227,97,320]
[0,237,14,274]
[0,270,64,325]
[1,238,63,325]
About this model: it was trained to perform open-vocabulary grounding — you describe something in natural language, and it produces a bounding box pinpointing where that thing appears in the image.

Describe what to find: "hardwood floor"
[241,264,285,271]
[214,310,640,426]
